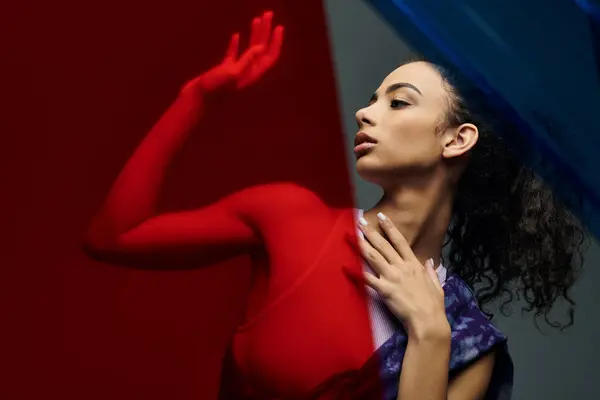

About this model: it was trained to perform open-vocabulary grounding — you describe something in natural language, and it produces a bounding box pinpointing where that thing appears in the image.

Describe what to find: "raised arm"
[83,12,285,269]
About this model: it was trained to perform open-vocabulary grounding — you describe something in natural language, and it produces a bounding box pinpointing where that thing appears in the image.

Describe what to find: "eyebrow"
[369,82,423,102]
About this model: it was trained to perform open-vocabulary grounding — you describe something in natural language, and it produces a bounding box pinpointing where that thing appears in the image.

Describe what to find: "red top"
[218,208,377,399]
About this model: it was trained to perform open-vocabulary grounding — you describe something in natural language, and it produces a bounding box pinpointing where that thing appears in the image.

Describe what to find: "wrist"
[407,315,451,343]
[179,78,235,108]
[177,84,209,112]
[179,81,205,101]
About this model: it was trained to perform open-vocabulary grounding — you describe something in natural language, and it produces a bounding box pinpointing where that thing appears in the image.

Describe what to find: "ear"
[441,123,479,159]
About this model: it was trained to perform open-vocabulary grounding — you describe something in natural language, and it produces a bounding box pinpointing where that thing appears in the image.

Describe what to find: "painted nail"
[376,212,387,222]
[359,217,368,227]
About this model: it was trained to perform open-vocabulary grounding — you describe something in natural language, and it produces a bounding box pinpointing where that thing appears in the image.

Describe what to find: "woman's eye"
[391,99,410,108]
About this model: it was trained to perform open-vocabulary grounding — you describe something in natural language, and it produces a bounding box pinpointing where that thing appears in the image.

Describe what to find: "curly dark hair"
[417,59,588,330]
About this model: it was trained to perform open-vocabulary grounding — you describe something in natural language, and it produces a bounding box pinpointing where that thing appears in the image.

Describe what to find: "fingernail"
[359,217,368,227]
[426,258,434,268]
[376,212,387,222]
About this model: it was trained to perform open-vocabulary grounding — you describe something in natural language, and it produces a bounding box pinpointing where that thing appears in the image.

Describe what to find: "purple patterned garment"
[373,273,514,400]
[218,273,514,400]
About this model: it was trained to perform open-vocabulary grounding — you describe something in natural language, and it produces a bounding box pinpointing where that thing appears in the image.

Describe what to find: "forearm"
[85,91,204,244]
[397,321,451,400]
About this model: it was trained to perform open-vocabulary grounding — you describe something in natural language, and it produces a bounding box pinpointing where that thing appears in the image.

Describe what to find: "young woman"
[83,11,586,400]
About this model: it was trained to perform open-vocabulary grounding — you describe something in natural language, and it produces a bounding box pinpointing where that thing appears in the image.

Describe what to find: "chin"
[355,157,384,183]
[355,156,416,186]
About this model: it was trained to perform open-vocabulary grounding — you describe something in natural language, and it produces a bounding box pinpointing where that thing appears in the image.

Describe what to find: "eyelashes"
[364,98,411,108]
[390,99,410,109]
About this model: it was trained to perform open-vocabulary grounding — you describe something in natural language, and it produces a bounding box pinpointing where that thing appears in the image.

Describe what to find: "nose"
[355,106,375,129]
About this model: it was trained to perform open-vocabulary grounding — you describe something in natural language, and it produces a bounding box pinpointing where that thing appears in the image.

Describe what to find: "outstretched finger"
[377,213,418,262]
[358,235,392,278]
[248,16,262,48]
[358,217,402,265]
[225,33,240,60]
[363,270,384,293]
[257,11,273,48]
[264,25,284,64]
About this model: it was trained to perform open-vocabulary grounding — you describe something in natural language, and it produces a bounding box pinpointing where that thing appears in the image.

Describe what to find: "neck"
[364,173,454,267]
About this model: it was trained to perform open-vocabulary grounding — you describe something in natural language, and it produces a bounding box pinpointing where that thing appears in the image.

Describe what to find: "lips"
[354,132,377,156]
[354,132,377,147]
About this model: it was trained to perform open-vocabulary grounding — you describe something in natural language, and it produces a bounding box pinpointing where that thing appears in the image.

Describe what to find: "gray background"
[323,1,600,398]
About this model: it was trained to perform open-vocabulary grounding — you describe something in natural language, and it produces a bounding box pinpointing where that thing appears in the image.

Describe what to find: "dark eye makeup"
[390,99,410,108]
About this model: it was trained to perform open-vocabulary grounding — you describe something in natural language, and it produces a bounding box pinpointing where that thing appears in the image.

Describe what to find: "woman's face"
[354,62,453,185]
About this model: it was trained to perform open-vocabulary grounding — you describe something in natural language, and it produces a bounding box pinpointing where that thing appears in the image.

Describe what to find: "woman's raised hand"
[182,11,284,95]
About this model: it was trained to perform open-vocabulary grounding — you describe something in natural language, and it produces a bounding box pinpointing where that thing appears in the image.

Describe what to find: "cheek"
[386,115,440,159]
[394,139,440,167]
